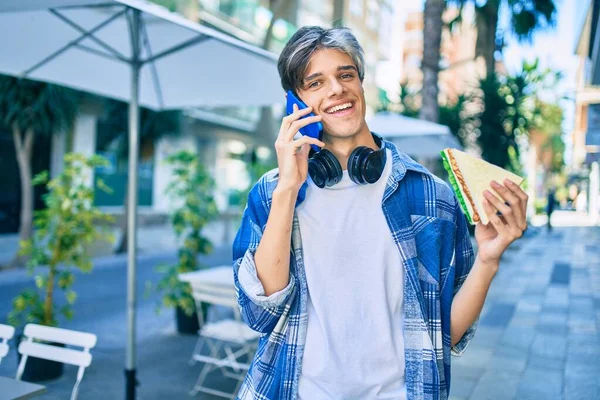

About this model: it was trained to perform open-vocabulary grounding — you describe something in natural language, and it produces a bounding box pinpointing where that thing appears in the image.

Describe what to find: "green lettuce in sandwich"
[441,148,525,225]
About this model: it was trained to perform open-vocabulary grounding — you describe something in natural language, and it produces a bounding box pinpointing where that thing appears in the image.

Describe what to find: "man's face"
[297,48,366,140]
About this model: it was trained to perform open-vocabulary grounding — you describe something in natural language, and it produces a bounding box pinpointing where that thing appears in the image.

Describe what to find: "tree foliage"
[150,151,218,316]
[0,75,79,136]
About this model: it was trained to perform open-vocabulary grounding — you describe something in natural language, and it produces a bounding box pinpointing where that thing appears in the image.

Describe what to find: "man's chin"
[325,128,364,139]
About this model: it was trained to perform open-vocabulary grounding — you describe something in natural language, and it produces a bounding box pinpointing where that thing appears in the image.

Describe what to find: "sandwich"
[441,148,525,225]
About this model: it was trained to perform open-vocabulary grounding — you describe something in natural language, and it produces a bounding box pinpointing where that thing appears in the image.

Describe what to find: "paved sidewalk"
[0,212,597,399]
[450,218,600,399]
[0,223,180,267]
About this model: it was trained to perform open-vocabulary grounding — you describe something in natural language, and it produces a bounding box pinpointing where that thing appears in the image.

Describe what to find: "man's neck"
[322,127,377,170]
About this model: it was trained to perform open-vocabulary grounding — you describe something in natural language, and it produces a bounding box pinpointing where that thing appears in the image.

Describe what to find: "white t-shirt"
[297,149,406,400]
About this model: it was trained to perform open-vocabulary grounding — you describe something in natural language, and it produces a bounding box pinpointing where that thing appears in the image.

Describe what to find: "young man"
[232,26,528,400]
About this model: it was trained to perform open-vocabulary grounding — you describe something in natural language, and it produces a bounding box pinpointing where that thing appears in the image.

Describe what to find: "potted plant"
[7,153,113,382]
[150,151,218,334]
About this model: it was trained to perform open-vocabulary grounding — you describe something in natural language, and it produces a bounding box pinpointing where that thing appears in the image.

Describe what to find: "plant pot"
[175,302,210,335]
[16,335,65,382]
[175,305,200,335]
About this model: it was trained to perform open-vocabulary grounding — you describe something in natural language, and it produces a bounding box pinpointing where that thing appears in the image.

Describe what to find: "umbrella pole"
[126,7,141,400]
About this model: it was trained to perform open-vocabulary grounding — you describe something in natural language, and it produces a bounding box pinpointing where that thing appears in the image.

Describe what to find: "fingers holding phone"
[279,104,323,142]
[275,103,324,192]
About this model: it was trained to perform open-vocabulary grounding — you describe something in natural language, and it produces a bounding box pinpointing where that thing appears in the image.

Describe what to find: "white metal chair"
[0,323,15,365]
[16,324,97,400]
[188,281,261,399]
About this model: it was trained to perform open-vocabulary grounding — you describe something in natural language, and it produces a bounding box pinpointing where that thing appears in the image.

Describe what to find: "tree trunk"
[332,0,345,27]
[262,0,286,51]
[475,1,500,77]
[44,265,56,325]
[419,0,446,123]
[11,125,34,267]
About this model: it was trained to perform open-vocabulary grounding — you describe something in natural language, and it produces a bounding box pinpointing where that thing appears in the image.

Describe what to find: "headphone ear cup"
[362,150,386,184]
[308,156,328,188]
[348,147,370,184]
[308,149,343,188]
[319,150,343,186]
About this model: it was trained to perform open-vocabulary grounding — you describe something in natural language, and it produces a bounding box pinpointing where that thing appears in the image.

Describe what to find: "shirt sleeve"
[232,178,296,334]
[450,205,478,357]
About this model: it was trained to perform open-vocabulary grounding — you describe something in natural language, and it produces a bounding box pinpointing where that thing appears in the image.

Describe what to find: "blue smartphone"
[286,90,323,152]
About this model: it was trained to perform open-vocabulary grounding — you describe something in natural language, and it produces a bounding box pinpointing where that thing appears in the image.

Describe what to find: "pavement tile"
[545,285,570,308]
[469,370,520,400]
[530,333,567,360]
[451,364,486,380]
[450,377,478,399]
[515,366,563,400]
[493,346,527,359]
[566,343,600,366]
[500,327,536,351]
[566,360,600,378]
[536,322,568,335]
[526,356,565,372]
[550,262,571,285]
[538,311,568,326]
[508,315,538,328]
[488,354,527,374]
[480,303,516,328]
[515,299,542,314]
[567,332,600,347]
[466,327,504,350]
[568,317,598,334]
[570,295,595,312]
[452,347,494,370]
[565,377,600,400]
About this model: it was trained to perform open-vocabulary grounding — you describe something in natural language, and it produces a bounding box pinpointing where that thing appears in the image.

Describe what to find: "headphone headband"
[308,132,386,188]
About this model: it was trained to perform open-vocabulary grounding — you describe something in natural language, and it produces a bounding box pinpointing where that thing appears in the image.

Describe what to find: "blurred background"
[0,0,599,399]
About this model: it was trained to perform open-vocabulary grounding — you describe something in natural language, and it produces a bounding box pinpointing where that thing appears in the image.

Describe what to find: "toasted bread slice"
[441,149,524,225]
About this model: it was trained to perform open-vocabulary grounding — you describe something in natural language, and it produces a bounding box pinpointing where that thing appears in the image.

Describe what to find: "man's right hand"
[275,103,325,193]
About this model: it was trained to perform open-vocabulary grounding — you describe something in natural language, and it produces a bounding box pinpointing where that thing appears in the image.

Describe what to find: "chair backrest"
[0,323,15,362]
[18,324,97,368]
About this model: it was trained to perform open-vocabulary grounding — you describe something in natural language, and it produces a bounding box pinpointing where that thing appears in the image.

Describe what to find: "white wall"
[50,130,66,179]
[71,113,97,187]
[152,135,198,213]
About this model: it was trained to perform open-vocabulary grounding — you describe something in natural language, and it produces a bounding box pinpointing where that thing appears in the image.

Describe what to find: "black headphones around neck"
[308,133,387,188]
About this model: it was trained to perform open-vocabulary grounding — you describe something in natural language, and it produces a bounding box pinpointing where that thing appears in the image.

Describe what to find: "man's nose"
[328,78,345,96]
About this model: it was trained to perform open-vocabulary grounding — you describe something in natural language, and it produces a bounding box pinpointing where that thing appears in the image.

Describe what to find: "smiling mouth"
[325,102,354,114]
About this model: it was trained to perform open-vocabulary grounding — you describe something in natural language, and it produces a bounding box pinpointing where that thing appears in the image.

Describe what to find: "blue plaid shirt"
[232,140,477,400]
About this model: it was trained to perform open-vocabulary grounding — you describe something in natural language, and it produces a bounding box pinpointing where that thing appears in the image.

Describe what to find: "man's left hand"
[475,179,529,265]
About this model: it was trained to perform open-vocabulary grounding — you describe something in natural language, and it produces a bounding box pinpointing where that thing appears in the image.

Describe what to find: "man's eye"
[341,73,354,79]
[308,81,320,88]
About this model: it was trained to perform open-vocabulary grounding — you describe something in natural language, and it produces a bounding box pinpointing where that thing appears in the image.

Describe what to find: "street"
[451,212,600,400]
[0,212,597,399]
[0,246,233,399]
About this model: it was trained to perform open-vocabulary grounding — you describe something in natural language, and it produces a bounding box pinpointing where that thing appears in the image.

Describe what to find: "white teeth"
[326,103,352,113]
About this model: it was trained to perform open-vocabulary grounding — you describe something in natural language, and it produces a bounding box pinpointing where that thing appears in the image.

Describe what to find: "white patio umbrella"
[0,1,282,398]
[367,112,462,158]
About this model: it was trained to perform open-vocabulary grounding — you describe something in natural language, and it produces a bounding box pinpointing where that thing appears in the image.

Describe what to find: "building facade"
[573,0,600,223]
[0,1,403,243]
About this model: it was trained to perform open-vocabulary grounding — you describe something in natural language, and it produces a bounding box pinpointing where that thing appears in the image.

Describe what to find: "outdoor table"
[0,376,46,400]
[179,266,234,289]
